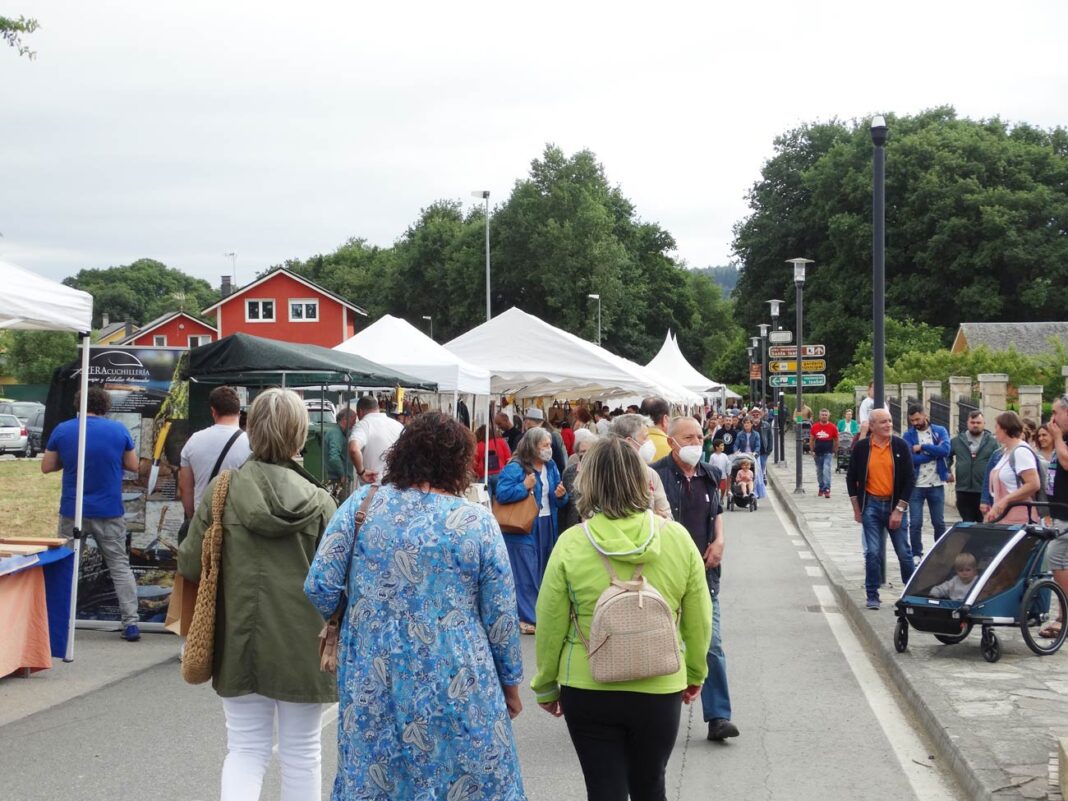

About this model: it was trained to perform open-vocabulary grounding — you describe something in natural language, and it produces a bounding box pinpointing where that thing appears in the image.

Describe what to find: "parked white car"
[0,414,29,457]
[304,399,337,417]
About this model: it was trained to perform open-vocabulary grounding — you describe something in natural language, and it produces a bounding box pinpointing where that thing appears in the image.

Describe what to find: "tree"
[4,330,77,383]
[65,259,219,328]
[732,108,1068,383]
[1,15,38,59]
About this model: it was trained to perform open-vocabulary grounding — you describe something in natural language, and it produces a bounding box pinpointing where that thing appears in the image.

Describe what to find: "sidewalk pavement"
[767,437,1068,801]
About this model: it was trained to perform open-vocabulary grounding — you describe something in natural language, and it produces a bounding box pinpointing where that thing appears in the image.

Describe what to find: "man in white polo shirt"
[347,395,404,484]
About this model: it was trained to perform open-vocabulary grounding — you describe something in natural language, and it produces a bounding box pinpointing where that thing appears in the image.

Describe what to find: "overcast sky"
[3,1,1066,289]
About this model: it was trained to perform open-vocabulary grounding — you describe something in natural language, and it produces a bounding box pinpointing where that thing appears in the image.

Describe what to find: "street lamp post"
[746,345,755,404]
[767,299,784,464]
[750,336,760,405]
[787,258,814,494]
[472,191,491,321]
[422,315,433,340]
[871,116,888,411]
[758,323,770,407]
[588,293,601,346]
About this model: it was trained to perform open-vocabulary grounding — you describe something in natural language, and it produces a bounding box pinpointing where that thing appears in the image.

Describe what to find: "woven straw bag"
[571,518,681,683]
[181,470,232,685]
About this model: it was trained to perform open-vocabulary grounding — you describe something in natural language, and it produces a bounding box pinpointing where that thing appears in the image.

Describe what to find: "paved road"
[0,494,963,800]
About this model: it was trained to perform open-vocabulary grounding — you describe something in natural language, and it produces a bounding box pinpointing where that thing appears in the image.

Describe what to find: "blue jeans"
[861,498,914,598]
[813,452,832,493]
[759,452,769,479]
[908,485,945,558]
[701,573,731,722]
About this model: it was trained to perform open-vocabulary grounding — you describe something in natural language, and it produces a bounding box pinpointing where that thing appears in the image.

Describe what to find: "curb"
[767,466,1022,801]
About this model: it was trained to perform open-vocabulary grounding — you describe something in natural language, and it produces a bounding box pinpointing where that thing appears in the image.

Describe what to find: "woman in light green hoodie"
[531,435,711,801]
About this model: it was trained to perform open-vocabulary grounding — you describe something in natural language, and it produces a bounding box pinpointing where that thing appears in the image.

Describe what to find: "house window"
[246,299,275,322]
[288,299,319,322]
[153,335,167,346]
[188,335,211,347]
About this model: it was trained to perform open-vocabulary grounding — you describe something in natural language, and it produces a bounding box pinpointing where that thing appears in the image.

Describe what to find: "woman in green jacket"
[531,435,711,801]
[179,388,337,801]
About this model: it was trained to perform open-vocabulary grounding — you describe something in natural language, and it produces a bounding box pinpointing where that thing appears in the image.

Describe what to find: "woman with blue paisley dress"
[305,411,526,801]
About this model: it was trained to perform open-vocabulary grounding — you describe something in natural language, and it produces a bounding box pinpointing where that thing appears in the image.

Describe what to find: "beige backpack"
[571,516,681,683]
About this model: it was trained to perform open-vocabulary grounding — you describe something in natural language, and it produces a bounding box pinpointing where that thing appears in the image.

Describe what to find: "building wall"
[130,316,216,348]
[215,272,354,347]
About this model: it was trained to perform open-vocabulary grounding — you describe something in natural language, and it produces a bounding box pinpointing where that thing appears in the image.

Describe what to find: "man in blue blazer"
[902,404,951,561]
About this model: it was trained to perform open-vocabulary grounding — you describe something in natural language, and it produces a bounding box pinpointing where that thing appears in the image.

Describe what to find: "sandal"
[519,622,536,635]
[1039,623,1062,638]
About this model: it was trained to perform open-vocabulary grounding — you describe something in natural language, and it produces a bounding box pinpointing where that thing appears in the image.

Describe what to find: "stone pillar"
[948,376,972,435]
[900,382,919,408]
[1018,385,1043,424]
[854,385,868,413]
[922,380,942,415]
[1062,365,1068,397]
[978,374,1009,424]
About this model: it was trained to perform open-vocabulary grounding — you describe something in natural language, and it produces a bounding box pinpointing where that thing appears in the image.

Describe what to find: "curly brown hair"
[384,411,475,495]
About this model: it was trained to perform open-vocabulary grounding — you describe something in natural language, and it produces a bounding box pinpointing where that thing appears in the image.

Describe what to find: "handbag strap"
[210,429,244,480]
[326,485,379,625]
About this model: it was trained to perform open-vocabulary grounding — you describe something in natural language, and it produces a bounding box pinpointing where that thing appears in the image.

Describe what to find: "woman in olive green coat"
[179,388,337,801]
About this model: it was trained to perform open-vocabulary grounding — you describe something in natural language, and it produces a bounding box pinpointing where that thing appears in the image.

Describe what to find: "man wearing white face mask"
[652,416,737,742]
[610,413,671,518]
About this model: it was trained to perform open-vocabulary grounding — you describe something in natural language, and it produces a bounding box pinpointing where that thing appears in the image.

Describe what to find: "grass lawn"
[0,458,61,539]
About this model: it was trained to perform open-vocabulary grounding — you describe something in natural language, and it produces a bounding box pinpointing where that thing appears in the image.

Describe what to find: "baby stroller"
[892,501,1068,663]
[726,452,758,512]
[835,430,854,473]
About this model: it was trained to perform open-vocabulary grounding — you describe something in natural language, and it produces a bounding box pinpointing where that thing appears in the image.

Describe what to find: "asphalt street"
[0,492,965,800]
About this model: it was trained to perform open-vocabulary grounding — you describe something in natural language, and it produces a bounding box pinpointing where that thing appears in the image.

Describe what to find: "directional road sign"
[769,374,827,388]
[749,365,762,380]
[768,359,827,373]
[768,344,826,358]
[768,330,793,344]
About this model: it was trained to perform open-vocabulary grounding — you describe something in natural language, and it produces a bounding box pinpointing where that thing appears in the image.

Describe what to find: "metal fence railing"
[957,397,981,433]
[889,398,901,433]
[930,395,950,431]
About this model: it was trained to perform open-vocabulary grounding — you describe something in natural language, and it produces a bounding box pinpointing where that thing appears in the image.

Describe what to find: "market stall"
[646,331,741,408]
[0,260,93,664]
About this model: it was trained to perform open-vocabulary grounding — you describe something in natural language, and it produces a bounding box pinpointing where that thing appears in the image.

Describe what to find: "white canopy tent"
[445,307,702,405]
[646,331,741,403]
[334,314,491,395]
[0,260,93,661]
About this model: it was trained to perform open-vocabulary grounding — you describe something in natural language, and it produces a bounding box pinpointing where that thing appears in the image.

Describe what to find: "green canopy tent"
[184,333,437,477]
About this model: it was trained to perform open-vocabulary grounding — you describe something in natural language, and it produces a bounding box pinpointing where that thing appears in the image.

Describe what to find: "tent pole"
[65,332,91,661]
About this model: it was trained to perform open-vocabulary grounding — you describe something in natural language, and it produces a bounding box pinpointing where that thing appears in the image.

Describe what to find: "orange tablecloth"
[0,565,52,677]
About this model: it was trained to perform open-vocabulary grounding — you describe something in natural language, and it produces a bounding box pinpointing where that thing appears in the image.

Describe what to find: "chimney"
[102,312,110,328]
[125,321,134,337]
[221,275,233,298]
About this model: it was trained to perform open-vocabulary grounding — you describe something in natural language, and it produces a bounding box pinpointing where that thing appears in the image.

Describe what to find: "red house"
[201,268,366,348]
[117,311,217,348]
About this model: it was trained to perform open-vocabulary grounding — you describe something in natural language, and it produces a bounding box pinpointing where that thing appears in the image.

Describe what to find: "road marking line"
[798,551,815,560]
[791,538,804,546]
[805,566,822,577]
[767,492,959,800]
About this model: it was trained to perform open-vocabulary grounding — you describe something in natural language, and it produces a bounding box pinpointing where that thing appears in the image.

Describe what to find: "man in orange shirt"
[845,409,916,609]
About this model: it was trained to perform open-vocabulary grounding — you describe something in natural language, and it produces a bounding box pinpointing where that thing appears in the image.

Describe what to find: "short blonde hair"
[576,436,651,519]
[246,388,307,463]
[955,552,977,571]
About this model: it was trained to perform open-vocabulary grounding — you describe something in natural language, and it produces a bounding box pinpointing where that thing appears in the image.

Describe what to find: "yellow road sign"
[768,359,826,373]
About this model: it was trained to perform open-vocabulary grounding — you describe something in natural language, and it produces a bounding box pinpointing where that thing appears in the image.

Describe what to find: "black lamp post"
[746,345,755,404]
[767,299,784,464]
[787,258,813,494]
[871,115,888,410]
[757,324,770,406]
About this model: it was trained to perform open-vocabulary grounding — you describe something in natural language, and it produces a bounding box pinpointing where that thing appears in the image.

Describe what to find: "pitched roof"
[954,322,1068,357]
[116,311,215,344]
[98,320,129,339]
[200,267,368,317]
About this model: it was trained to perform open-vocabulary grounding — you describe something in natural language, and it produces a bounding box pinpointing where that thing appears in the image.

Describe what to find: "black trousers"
[956,490,983,523]
[560,686,682,801]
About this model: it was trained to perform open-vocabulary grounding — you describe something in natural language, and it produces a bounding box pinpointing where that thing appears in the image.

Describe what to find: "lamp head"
[747,346,754,358]
[422,315,432,321]
[750,336,760,348]
[471,190,490,200]
[758,323,770,336]
[871,115,888,146]
[588,293,600,300]
[766,298,784,318]
[786,257,814,285]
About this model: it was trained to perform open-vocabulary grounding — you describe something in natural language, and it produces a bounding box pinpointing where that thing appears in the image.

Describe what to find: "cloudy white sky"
[3,1,1066,288]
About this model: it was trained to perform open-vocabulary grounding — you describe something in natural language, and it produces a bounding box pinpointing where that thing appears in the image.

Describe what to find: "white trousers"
[220,694,324,801]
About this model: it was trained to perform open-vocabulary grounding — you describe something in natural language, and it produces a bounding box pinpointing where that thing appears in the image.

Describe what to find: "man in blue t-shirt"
[42,386,141,641]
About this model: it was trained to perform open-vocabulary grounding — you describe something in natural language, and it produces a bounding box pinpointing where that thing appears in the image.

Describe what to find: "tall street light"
[758,323,770,407]
[588,293,601,345]
[746,345,755,403]
[871,116,888,411]
[787,258,814,494]
[422,315,433,340]
[472,191,491,321]
[767,298,785,463]
[750,336,760,403]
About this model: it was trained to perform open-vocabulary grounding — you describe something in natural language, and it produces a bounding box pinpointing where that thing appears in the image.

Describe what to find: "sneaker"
[865,597,880,610]
[122,624,141,641]
[707,718,740,741]
[824,491,831,499]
